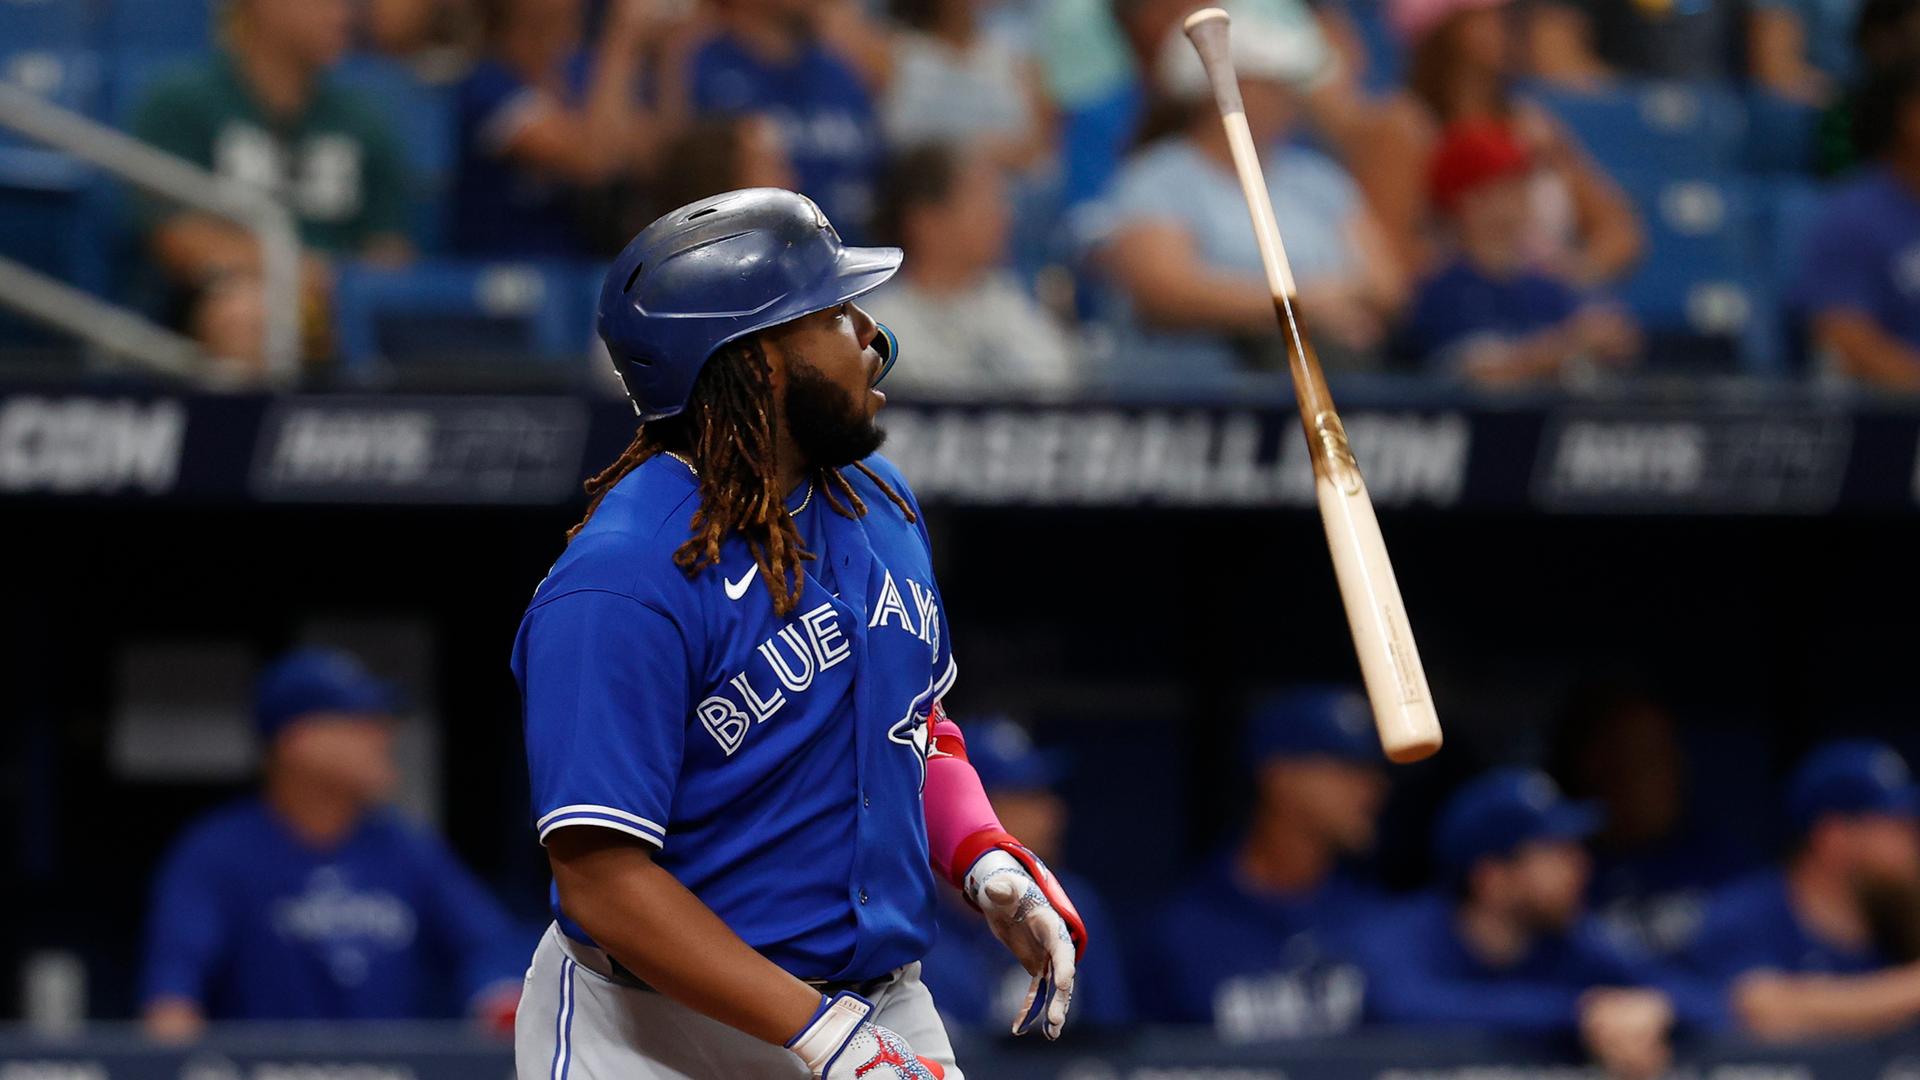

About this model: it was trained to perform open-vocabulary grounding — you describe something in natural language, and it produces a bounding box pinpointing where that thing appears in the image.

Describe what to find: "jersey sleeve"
[140,831,228,1006]
[1795,193,1882,320]
[516,588,693,850]
[461,61,544,158]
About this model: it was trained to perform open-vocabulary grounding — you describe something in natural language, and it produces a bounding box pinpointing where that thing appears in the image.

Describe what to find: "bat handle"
[1183,9,1243,117]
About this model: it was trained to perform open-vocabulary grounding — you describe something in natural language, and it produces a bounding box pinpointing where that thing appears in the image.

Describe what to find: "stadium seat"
[0,0,93,51]
[1751,177,1830,373]
[105,48,195,126]
[1614,170,1763,371]
[331,260,596,372]
[332,54,458,253]
[1530,80,1747,176]
[1744,91,1820,174]
[0,46,109,301]
[0,47,104,159]
[102,0,213,59]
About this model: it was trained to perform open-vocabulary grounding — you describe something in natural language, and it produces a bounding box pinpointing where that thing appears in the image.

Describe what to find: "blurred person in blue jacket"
[917,718,1131,1030]
[1137,687,1388,1042]
[1798,61,1920,390]
[453,0,684,258]
[1684,740,1920,1041]
[1356,769,1726,1078]
[141,648,526,1041]
[672,0,886,238]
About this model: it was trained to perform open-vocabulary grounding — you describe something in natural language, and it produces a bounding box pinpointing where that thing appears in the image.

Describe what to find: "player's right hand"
[788,990,946,1080]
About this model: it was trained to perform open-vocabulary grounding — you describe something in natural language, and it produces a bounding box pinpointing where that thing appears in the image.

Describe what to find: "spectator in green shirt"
[130,0,412,372]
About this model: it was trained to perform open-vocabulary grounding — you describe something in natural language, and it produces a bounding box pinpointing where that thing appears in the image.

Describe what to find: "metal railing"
[0,80,301,380]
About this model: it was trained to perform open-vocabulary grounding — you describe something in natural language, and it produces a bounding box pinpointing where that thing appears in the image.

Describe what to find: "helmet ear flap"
[871,323,900,387]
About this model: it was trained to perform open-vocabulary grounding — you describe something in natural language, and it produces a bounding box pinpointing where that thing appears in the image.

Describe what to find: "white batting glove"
[965,847,1085,1039]
[788,991,946,1080]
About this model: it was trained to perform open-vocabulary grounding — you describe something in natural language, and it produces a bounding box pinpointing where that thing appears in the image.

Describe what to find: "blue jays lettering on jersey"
[513,452,954,983]
[919,869,1131,1029]
[1138,858,1376,1041]
[140,799,527,1019]
[1683,870,1885,982]
[1354,892,1729,1034]
[687,36,882,240]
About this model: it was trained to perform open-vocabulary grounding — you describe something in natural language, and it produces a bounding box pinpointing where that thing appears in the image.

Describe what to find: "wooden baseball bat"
[1184,7,1442,763]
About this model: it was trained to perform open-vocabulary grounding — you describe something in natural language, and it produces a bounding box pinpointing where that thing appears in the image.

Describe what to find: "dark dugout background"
[8,458,1913,1019]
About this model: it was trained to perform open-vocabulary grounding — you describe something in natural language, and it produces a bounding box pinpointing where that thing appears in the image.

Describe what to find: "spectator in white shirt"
[863,142,1081,398]
[879,0,1056,174]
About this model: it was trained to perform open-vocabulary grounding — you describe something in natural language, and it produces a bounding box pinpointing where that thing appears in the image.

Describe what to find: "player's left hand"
[964,843,1087,1039]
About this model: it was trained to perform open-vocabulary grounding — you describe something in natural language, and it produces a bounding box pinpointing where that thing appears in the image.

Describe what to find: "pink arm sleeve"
[922,706,1009,888]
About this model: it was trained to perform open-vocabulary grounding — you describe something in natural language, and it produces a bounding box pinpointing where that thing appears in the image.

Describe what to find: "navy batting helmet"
[597,188,904,420]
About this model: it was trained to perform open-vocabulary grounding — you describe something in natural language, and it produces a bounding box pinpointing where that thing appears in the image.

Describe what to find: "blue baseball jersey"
[141,799,527,1020]
[686,36,882,240]
[1587,825,1762,958]
[1137,858,1378,1040]
[512,453,954,983]
[1353,892,1729,1034]
[919,869,1132,1029]
[1682,870,1884,982]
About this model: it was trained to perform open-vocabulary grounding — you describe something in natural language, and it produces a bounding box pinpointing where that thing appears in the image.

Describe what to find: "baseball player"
[510,188,1087,1080]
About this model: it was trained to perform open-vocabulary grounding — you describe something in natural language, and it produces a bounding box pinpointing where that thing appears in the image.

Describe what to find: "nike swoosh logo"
[724,564,759,600]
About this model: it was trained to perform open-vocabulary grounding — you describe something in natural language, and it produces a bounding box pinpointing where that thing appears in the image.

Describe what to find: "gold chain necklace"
[662,451,812,513]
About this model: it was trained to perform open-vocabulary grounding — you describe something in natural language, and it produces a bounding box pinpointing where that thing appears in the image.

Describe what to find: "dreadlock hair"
[570,337,917,618]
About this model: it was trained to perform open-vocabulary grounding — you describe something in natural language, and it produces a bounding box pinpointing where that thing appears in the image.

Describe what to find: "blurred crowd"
[15,0,1918,390]
[138,647,1920,1076]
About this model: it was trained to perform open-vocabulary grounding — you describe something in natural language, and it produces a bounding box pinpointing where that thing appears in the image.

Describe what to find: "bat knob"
[1184,7,1230,31]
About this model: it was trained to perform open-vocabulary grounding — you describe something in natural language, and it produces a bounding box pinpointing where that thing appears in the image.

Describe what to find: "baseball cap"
[1788,739,1920,833]
[967,718,1070,793]
[1428,120,1533,213]
[1434,768,1603,874]
[1156,6,1335,100]
[1387,0,1509,44]
[1245,685,1380,765]
[254,647,402,740]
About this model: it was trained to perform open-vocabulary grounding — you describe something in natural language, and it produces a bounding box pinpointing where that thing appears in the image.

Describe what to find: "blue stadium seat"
[1060,83,1143,208]
[0,0,92,50]
[1751,177,1831,373]
[1744,91,1821,174]
[0,47,109,300]
[332,54,457,253]
[1,47,102,118]
[0,48,104,161]
[105,48,196,125]
[331,260,596,372]
[1614,170,1765,371]
[1530,80,1747,176]
[102,0,213,58]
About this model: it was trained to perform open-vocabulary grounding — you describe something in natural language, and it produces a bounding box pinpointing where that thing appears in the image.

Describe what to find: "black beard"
[784,353,885,468]
[1858,875,1920,962]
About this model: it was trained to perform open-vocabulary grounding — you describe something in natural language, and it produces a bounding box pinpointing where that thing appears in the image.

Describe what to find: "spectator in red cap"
[1401,120,1638,384]
[1349,0,1640,287]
